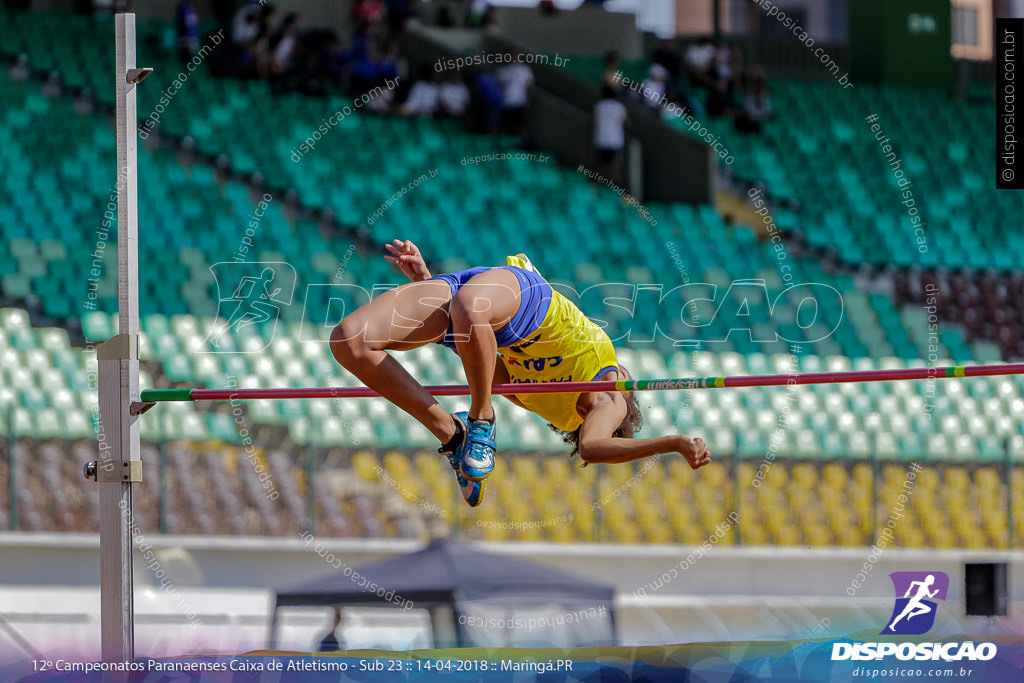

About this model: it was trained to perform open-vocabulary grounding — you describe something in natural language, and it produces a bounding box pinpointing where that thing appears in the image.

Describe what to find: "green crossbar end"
[139,388,194,402]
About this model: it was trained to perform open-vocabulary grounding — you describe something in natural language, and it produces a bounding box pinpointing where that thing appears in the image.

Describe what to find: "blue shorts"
[430,266,552,351]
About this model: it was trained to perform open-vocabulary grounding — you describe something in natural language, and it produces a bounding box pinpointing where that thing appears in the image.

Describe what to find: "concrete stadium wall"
[22,0,356,30]
[1,533,1022,663]
[494,6,646,60]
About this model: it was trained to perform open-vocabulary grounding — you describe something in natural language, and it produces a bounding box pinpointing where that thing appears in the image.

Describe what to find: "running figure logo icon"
[200,262,296,352]
[881,571,949,635]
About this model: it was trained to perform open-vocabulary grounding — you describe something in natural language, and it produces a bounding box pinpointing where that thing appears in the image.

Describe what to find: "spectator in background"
[711,39,739,87]
[349,24,373,63]
[467,0,490,27]
[400,67,441,117]
[651,38,683,92]
[592,86,627,185]
[601,50,622,94]
[439,72,470,118]
[271,13,300,77]
[386,0,413,35]
[350,40,383,96]
[640,63,669,112]
[652,37,701,118]
[350,39,403,110]
[497,54,534,145]
[318,609,344,652]
[230,2,263,78]
[322,35,351,86]
[378,40,405,84]
[176,0,200,64]
[684,36,715,88]
[704,48,736,117]
[231,2,262,46]
[735,67,773,133]
[353,0,387,31]
[475,70,504,137]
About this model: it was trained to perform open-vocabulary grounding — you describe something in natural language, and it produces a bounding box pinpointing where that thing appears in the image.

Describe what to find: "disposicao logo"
[831,571,997,663]
[882,571,948,635]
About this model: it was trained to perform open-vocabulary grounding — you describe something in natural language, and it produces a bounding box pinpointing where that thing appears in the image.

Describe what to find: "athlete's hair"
[548,365,643,460]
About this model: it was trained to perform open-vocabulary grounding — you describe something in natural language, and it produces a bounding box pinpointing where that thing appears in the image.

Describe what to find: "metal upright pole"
[95,14,150,664]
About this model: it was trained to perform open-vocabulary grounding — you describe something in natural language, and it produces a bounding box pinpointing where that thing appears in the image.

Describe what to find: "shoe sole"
[461,478,485,507]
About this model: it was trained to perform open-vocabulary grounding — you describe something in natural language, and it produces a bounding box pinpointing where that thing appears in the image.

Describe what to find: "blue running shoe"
[439,412,485,507]
[458,415,496,482]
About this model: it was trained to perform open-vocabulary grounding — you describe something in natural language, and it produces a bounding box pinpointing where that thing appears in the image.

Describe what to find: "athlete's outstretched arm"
[384,239,432,281]
[577,391,711,468]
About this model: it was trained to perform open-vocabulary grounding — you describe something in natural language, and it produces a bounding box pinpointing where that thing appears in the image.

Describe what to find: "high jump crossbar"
[139,363,1024,404]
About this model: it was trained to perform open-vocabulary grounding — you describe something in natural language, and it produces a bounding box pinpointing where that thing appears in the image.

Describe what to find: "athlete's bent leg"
[330,279,456,443]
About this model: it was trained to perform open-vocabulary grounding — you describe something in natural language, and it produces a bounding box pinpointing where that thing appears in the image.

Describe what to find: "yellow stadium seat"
[822,463,849,488]
[901,528,928,548]
[943,466,970,490]
[836,527,864,546]
[743,526,768,545]
[699,460,728,487]
[792,463,819,488]
[677,524,706,545]
[550,523,575,543]
[351,451,381,482]
[383,450,412,478]
[543,457,572,480]
[613,523,641,544]
[915,467,940,490]
[805,524,833,546]
[853,463,873,486]
[413,451,444,477]
[773,526,801,545]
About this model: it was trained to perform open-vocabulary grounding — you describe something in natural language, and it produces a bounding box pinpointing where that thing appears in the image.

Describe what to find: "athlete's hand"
[384,239,432,282]
[675,435,711,470]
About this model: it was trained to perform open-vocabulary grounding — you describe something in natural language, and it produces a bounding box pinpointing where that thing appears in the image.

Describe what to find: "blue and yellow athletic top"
[432,255,618,432]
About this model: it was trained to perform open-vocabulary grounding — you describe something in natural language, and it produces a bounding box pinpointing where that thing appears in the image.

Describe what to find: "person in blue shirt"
[176,0,200,64]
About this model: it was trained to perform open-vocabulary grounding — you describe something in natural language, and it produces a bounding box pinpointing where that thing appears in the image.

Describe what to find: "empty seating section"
[5,306,1024,547]
[894,269,1024,361]
[4,440,1022,549]
[0,73,998,363]
[65,309,1024,458]
[1,10,1020,547]
[714,82,1010,271]
[564,55,1008,271]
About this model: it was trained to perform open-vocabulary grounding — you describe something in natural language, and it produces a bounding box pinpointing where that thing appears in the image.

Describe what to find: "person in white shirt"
[400,69,441,117]
[684,36,715,88]
[271,17,299,76]
[592,86,627,184]
[438,72,470,118]
[640,64,669,111]
[497,57,534,142]
[231,3,262,46]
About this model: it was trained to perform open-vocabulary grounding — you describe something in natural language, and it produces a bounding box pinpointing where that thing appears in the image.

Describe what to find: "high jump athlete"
[330,239,711,506]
